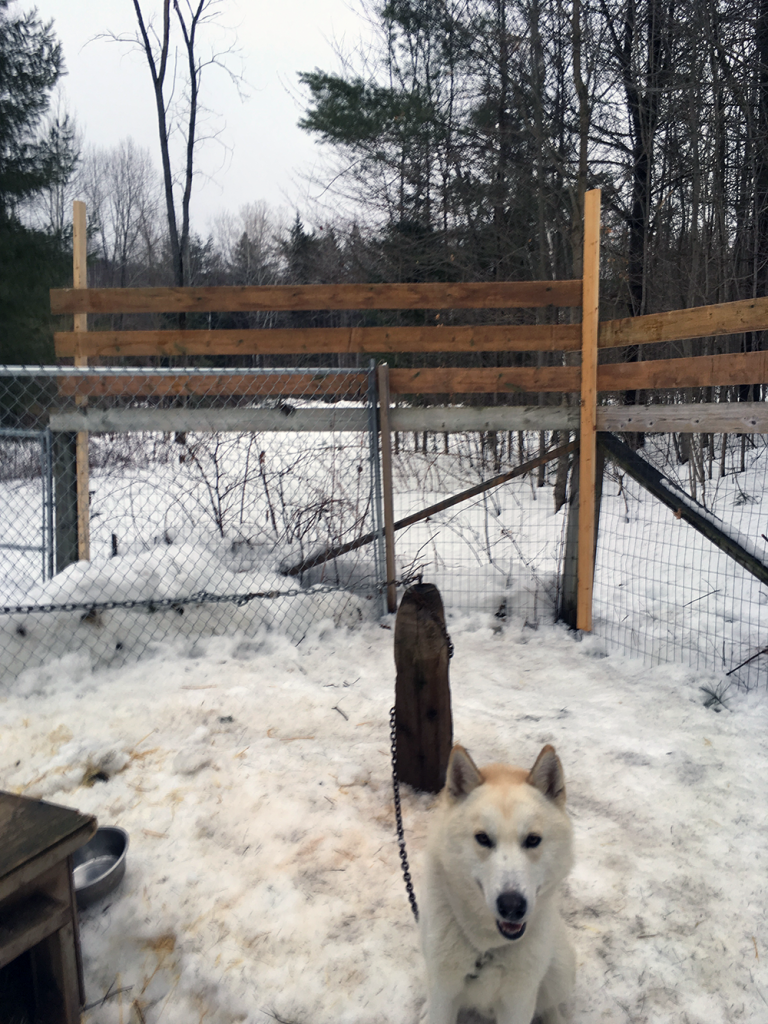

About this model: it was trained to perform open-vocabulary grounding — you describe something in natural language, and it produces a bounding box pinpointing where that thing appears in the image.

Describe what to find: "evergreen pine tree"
[0,0,76,362]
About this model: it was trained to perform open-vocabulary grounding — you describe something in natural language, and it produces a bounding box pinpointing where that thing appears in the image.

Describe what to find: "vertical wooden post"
[577,188,601,631]
[377,362,397,613]
[72,200,90,562]
[394,583,452,793]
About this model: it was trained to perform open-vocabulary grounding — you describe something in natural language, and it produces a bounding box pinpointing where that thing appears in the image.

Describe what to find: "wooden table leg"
[27,861,83,1023]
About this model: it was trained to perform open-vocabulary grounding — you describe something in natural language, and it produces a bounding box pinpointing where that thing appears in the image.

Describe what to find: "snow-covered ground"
[1,611,766,1023]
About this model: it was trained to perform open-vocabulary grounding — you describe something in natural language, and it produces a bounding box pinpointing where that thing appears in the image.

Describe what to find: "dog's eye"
[523,833,542,849]
[474,831,493,848]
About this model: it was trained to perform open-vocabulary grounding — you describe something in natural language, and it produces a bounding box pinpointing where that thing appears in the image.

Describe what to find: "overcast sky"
[32,0,374,233]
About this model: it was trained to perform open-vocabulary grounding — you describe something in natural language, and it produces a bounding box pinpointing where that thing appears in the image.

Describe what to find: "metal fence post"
[377,362,397,613]
[367,360,387,616]
[42,428,54,580]
[52,431,78,573]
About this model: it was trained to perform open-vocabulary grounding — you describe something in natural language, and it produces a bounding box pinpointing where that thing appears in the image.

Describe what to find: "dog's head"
[441,743,573,943]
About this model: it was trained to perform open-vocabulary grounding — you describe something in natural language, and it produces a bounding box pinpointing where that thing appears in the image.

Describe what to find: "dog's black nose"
[496,891,527,921]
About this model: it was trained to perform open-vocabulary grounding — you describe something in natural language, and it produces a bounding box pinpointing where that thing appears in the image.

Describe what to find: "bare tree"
[104,1,243,287]
[79,139,164,289]
[212,201,282,283]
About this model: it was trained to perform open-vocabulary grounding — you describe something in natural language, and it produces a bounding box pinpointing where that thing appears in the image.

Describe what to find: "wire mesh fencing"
[389,429,572,628]
[594,432,768,692]
[3,360,767,693]
[0,366,384,683]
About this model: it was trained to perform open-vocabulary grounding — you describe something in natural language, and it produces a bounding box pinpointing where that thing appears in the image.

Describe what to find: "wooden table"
[0,790,97,1023]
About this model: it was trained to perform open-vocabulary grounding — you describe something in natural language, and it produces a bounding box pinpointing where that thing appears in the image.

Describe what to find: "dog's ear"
[528,745,566,808]
[446,744,483,801]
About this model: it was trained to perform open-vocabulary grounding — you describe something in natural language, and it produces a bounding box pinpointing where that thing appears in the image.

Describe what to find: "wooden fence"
[49,192,768,632]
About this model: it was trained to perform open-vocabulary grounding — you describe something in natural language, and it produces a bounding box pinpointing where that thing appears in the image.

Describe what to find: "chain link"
[0,584,348,618]
[389,704,420,923]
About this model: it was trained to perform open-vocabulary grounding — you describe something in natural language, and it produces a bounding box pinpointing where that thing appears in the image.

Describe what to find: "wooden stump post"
[394,583,453,793]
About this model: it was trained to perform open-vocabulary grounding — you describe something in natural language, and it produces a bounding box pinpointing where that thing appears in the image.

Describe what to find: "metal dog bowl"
[72,826,129,908]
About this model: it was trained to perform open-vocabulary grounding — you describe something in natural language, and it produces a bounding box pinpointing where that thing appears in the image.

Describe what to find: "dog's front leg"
[494,990,538,1024]
[422,979,463,1024]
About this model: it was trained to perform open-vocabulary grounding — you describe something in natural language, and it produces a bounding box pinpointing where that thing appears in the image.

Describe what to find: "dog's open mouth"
[496,919,526,941]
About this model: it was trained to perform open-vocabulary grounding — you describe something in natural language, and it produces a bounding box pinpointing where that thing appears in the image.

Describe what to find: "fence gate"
[0,427,54,601]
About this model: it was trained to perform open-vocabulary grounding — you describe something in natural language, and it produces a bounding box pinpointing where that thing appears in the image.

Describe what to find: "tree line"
[3,0,768,397]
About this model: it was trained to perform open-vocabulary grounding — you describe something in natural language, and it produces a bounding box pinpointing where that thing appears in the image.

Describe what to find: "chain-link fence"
[0,366,385,682]
[3,363,767,690]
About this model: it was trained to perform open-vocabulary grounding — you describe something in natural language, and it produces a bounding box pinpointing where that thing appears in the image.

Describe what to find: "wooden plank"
[388,366,581,394]
[53,352,763,400]
[49,404,578,435]
[599,294,768,349]
[34,913,82,1024]
[50,401,768,437]
[50,280,584,315]
[72,200,90,563]
[0,793,97,905]
[377,364,397,614]
[55,367,577,397]
[0,793,95,886]
[577,188,601,632]
[394,584,453,794]
[598,431,768,587]
[54,323,581,358]
[56,372,367,400]
[598,402,768,433]
[597,350,768,391]
[390,405,579,432]
[0,892,70,970]
[50,407,371,434]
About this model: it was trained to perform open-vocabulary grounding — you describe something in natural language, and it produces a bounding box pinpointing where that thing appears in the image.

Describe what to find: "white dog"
[419,743,575,1024]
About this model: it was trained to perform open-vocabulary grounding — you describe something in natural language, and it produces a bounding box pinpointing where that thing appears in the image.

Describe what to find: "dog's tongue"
[498,920,524,938]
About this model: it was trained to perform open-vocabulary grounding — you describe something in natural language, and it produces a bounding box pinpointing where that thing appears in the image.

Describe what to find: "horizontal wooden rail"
[53,323,581,358]
[52,350,767,400]
[599,294,768,348]
[50,407,371,434]
[598,349,768,390]
[50,280,582,315]
[47,401,768,436]
[56,367,579,397]
[388,366,581,394]
[599,401,768,433]
[58,373,367,400]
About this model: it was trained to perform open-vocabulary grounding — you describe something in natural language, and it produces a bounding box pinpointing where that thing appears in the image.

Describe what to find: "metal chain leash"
[2,573,426,620]
[0,584,349,618]
[390,620,453,925]
[390,704,420,923]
